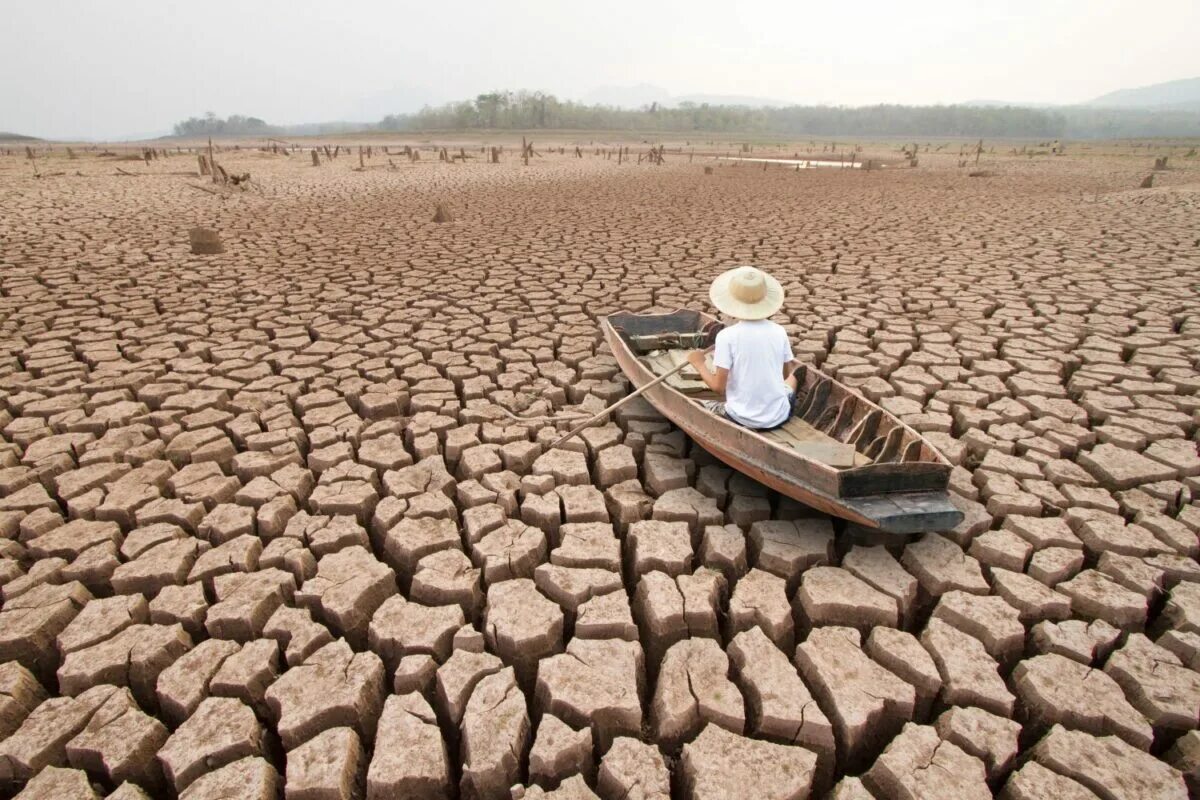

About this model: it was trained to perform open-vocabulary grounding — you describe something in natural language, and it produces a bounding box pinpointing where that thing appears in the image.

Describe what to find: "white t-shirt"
[712,320,795,429]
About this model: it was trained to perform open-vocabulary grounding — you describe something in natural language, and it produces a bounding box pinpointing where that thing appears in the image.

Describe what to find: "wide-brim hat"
[709,266,784,320]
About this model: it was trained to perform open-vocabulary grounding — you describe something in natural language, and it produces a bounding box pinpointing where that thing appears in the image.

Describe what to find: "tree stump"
[1140,174,1155,188]
[704,166,713,175]
[432,204,454,223]
[198,155,211,176]
[189,228,224,255]
[311,149,321,167]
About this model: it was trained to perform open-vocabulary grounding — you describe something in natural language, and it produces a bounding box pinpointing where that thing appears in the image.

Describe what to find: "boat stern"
[843,491,964,535]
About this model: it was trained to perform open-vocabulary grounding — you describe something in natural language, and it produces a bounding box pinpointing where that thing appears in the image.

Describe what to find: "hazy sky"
[3,0,1197,139]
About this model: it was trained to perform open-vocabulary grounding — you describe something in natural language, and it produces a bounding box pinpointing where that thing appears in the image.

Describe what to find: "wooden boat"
[604,309,964,534]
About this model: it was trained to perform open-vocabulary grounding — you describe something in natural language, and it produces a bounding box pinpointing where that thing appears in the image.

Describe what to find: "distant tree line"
[175,93,1200,140]
[380,90,1200,139]
[173,112,279,137]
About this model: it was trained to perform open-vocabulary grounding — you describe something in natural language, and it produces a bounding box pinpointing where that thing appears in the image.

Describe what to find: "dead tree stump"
[432,203,454,223]
[198,155,211,176]
[189,228,224,255]
[311,150,321,167]
[1141,174,1155,188]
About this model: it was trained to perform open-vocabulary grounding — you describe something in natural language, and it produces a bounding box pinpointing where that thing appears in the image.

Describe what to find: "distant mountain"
[674,92,790,108]
[581,84,673,108]
[0,131,42,141]
[1088,76,1200,111]
[116,129,174,142]
[581,84,789,109]
[962,99,1061,109]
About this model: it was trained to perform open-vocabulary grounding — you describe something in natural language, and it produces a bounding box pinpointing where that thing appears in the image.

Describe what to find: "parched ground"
[0,139,1198,799]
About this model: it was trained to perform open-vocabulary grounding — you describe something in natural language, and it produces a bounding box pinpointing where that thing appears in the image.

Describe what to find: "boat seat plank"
[642,350,712,394]
[766,418,870,467]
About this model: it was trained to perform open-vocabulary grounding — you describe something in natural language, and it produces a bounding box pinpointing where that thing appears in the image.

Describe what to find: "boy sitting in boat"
[687,265,799,430]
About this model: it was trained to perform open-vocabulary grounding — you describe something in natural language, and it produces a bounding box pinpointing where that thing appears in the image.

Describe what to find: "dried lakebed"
[0,141,1198,799]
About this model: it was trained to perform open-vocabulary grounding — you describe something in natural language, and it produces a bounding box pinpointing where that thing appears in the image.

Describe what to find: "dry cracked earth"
[0,139,1198,800]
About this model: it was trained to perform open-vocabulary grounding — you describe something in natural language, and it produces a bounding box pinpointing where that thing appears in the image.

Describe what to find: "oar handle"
[548,359,693,450]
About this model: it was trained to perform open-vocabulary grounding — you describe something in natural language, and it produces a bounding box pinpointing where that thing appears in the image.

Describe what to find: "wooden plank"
[788,441,857,468]
[777,417,831,443]
[838,462,950,497]
[642,350,710,394]
[843,491,963,534]
[767,419,870,467]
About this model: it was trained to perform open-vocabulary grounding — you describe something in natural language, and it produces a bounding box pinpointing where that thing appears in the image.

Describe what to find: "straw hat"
[709,266,784,320]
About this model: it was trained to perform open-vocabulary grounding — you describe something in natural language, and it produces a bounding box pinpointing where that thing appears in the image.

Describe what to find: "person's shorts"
[702,392,795,431]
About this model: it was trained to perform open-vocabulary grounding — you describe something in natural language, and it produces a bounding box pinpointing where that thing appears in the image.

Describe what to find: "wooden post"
[208,138,217,184]
[522,136,528,166]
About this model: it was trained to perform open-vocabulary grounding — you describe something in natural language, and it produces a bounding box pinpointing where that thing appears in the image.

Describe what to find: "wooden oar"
[548,359,692,450]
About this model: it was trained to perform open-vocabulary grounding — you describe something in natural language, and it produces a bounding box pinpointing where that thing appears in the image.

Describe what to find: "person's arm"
[687,350,728,394]
[780,330,798,380]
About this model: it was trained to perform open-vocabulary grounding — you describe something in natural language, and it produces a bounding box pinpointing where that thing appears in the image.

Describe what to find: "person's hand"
[686,349,707,368]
